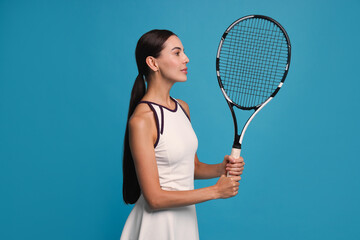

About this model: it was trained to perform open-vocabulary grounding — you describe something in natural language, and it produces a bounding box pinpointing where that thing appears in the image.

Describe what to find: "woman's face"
[156,35,189,83]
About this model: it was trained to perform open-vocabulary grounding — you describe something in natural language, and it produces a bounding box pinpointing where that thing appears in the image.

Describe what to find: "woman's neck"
[143,76,175,107]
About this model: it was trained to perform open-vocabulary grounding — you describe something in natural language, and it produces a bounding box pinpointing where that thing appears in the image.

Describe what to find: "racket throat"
[228,102,242,150]
[232,134,241,149]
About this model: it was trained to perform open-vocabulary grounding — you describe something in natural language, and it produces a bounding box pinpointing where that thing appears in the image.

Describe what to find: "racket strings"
[230,23,283,105]
[219,17,289,108]
[237,19,283,106]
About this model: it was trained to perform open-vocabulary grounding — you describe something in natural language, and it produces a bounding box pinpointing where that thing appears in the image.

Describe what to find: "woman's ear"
[146,56,159,72]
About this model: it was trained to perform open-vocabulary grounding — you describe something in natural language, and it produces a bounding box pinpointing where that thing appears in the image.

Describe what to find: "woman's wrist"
[209,185,220,200]
[217,162,225,177]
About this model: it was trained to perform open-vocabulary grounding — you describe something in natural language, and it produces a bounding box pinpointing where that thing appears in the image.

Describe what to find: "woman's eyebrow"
[171,47,183,51]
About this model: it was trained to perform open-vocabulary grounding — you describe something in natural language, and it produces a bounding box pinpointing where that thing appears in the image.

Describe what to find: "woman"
[121,29,245,240]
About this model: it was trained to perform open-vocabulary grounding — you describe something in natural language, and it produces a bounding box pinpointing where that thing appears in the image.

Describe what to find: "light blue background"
[1,0,359,239]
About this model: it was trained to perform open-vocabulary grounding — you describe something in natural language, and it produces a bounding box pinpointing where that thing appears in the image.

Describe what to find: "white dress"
[120,97,199,240]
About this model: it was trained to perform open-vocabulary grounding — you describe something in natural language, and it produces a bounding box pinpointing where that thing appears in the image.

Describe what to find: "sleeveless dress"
[120,97,199,240]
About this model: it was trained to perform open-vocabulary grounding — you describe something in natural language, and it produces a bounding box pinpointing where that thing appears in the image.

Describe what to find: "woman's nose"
[184,54,189,63]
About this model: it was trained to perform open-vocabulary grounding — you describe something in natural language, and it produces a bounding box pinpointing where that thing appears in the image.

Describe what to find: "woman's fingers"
[228,156,244,164]
[224,155,245,176]
[231,180,240,196]
[226,166,244,171]
[226,167,244,175]
[231,176,241,182]
[226,162,245,168]
[216,175,242,198]
[226,156,245,176]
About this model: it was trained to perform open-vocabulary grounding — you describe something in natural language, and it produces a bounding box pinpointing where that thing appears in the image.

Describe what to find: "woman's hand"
[221,155,245,176]
[213,175,241,199]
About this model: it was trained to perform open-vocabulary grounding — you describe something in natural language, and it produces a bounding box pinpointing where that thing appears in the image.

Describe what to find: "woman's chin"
[179,76,188,82]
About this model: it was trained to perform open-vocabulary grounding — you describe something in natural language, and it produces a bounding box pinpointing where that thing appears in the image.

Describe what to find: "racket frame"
[216,15,291,159]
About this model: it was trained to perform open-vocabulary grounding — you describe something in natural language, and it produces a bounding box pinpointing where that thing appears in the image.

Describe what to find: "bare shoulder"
[176,98,191,118]
[129,103,155,132]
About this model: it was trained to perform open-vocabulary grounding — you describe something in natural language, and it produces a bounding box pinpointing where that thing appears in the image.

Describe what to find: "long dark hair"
[123,29,176,204]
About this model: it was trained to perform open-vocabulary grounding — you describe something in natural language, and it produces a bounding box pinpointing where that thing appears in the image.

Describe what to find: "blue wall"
[1,0,359,239]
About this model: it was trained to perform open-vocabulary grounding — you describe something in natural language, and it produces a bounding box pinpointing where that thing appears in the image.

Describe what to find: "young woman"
[121,29,245,240]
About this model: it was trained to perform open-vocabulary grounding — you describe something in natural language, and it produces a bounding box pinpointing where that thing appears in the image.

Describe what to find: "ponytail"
[122,29,175,204]
[128,74,146,118]
[122,74,145,204]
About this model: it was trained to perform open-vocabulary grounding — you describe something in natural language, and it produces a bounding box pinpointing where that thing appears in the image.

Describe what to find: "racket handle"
[227,148,241,177]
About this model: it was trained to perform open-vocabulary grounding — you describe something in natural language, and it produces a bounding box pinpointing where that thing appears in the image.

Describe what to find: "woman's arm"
[195,154,245,179]
[194,153,223,179]
[129,105,240,211]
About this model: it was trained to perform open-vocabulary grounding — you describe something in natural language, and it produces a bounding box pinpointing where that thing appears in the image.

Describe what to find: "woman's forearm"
[194,161,223,179]
[146,186,219,211]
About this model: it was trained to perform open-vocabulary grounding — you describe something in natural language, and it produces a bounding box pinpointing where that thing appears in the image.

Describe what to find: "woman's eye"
[175,52,180,56]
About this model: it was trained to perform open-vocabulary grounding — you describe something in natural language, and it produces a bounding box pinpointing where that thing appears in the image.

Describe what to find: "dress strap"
[138,101,164,148]
[171,98,191,121]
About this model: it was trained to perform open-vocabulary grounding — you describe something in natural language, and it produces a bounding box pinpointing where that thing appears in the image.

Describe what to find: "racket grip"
[227,148,241,177]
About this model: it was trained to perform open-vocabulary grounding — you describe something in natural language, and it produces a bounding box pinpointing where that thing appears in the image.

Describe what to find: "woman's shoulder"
[175,98,189,109]
[129,103,155,130]
[174,98,191,118]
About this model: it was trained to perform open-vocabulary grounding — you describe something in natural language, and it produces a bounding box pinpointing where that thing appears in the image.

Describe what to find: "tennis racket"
[216,15,291,177]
